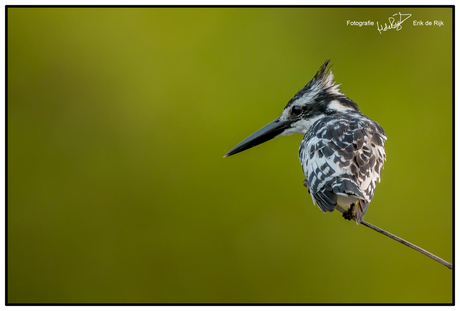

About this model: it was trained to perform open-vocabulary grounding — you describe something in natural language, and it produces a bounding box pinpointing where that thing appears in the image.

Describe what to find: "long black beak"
[224,118,291,157]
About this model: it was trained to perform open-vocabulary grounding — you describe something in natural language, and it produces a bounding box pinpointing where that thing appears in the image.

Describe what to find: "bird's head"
[224,60,359,157]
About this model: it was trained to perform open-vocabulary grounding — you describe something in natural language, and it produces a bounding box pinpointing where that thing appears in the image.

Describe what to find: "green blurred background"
[7,7,452,303]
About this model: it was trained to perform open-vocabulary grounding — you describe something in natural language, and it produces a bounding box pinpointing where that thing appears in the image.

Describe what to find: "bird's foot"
[342,204,355,221]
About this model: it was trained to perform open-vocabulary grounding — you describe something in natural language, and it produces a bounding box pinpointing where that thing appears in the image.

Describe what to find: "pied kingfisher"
[224,60,386,224]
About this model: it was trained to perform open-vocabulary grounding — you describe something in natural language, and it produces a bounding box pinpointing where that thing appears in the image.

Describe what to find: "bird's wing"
[299,113,386,217]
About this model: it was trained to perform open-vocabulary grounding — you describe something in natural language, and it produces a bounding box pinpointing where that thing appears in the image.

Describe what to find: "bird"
[224,60,386,224]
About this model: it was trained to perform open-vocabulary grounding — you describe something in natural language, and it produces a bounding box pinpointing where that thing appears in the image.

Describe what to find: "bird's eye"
[291,105,302,116]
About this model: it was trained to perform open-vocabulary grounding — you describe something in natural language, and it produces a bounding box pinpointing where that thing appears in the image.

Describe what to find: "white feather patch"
[328,100,354,112]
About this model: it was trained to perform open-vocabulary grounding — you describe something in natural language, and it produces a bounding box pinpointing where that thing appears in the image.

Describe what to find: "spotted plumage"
[225,60,386,224]
[299,111,386,223]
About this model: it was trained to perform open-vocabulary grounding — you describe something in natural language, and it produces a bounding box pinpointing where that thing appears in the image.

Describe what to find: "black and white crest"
[281,60,359,123]
[303,60,342,96]
[286,60,343,107]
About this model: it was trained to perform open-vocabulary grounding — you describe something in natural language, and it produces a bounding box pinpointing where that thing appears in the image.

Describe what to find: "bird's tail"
[355,199,370,224]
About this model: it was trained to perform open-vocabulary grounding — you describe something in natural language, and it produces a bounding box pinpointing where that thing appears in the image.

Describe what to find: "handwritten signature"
[377,12,412,34]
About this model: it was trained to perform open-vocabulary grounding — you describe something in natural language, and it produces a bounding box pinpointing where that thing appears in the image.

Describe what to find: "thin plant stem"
[335,205,452,269]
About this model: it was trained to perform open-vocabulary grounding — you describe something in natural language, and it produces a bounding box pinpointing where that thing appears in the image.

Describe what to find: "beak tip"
[224,117,288,159]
